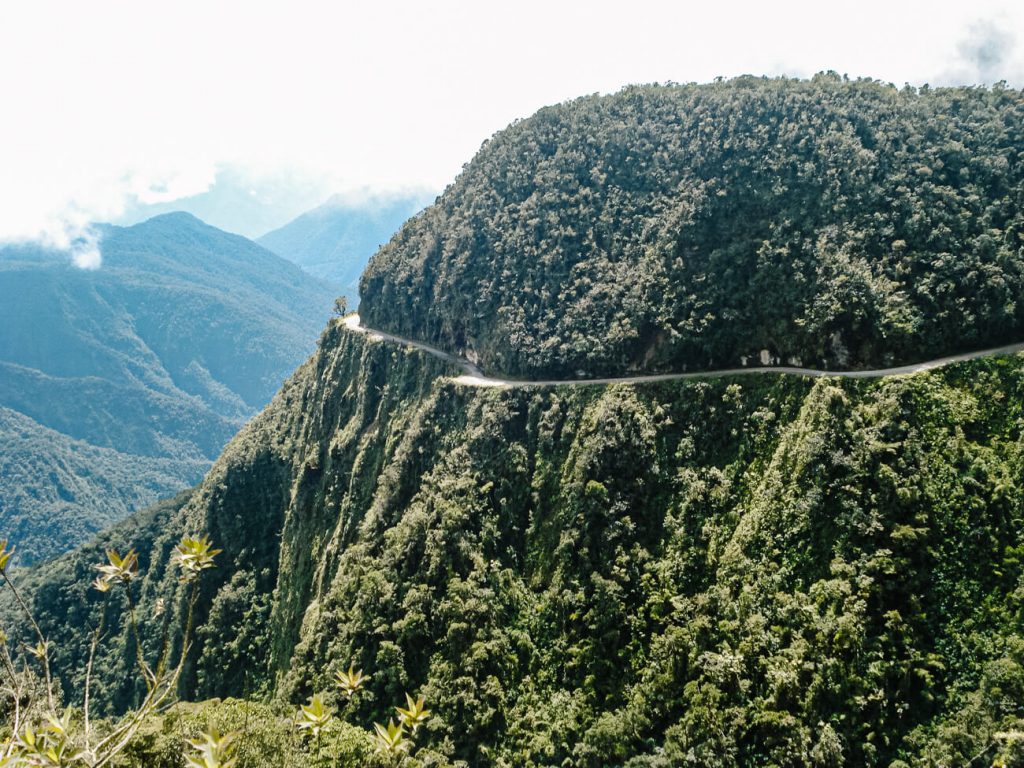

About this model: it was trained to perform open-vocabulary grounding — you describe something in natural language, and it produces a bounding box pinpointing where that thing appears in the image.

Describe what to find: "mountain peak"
[130,210,212,232]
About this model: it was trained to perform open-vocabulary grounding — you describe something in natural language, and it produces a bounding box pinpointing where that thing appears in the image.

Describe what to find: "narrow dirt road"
[343,314,1024,388]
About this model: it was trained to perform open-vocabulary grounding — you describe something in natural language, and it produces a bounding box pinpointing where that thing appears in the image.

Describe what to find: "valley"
[0,213,336,561]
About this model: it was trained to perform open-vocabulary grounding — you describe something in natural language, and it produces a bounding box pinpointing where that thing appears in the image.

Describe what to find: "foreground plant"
[173,536,221,582]
[184,728,238,768]
[372,719,410,757]
[296,694,331,763]
[94,549,138,586]
[294,674,431,766]
[333,665,370,701]
[0,533,220,766]
[395,694,430,734]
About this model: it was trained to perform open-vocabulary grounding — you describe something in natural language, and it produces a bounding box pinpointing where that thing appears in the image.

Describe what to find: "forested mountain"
[0,213,336,561]
[16,326,1024,767]
[6,77,1024,766]
[258,194,430,304]
[361,74,1024,378]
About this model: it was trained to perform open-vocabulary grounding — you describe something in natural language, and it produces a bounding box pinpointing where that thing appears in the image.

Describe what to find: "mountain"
[258,193,430,304]
[361,74,1024,378]
[0,212,336,561]
[8,78,1024,767]
[115,165,336,239]
[19,326,1024,767]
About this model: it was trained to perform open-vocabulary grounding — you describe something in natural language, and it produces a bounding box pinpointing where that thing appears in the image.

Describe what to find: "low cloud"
[959,21,1016,82]
[69,230,102,270]
[4,0,1023,262]
[8,207,105,270]
[937,19,1023,86]
[0,165,217,270]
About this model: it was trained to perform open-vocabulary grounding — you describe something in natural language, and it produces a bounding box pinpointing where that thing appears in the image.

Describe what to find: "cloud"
[0,159,218,269]
[2,0,1023,262]
[70,229,102,270]
[960,21,1016,81]
[940,19,1024,85]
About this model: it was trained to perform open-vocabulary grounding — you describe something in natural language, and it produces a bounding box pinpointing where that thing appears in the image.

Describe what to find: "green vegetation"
[0,530,220,766]
[0,500,443,766]
[118,697,432,767]
[0,212,336,561]
[8,324,1024,765]
[361,76,1024,378]
[0,407,207,562]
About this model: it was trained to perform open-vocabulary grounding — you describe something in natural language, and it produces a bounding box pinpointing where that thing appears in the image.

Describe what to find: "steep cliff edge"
[9,77,1024,766]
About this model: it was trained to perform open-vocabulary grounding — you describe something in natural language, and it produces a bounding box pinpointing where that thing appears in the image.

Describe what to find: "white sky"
[1,0,1022,263]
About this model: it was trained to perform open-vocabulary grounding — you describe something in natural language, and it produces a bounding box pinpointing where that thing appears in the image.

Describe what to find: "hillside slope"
[0,406,205,550]
[9,78,1024,765]
[361,76,1024,378]
[0,213,336,560]
[17,324,1024,767]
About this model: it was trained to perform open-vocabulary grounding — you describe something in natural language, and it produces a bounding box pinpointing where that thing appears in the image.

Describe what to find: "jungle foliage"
[8,75,1024,765]
[9,325,1024,766]
[361,75,1024,378]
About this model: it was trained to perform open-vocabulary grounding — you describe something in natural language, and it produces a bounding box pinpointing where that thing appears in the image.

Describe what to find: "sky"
[0,0,1022,263]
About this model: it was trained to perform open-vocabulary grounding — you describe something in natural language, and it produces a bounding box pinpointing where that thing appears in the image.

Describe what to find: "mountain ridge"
[0,212,337,560]
[258,193,430,303]
[361,76,1024,378]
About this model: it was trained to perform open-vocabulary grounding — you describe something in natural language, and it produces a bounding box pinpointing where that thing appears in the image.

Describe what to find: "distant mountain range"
[114,166,336,239]
[258,193,430,304]
[0,212,336,561]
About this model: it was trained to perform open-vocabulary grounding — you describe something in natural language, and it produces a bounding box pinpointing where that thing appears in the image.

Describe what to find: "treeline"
[361,74,1024,378]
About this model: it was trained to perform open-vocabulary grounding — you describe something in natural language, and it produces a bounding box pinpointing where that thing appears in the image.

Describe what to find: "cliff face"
[22,320,1024,766]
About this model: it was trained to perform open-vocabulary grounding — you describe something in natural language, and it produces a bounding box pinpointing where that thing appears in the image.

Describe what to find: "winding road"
[343,314,1024,389]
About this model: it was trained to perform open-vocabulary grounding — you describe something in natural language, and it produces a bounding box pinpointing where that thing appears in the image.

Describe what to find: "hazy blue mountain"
[114,166,335,238]
[0,212,336,561]
[258,193,430,304]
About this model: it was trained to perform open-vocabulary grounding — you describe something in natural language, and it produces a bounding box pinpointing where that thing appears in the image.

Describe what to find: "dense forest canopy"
[361,75,1024,377]
[5,76,1024,766]
[10,327,1024,767]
